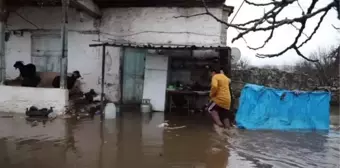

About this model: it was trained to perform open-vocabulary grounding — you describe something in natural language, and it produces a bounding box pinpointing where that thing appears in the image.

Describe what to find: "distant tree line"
[293,46,339,87]
[233,46,339,87]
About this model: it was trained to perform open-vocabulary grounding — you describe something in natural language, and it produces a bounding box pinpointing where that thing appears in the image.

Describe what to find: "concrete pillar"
[219,48,231,77]
[220,8,228,45]
[60,0,69,89]
[0,0,7,84]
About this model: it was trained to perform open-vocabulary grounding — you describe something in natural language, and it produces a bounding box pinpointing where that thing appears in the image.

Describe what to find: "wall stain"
[105,51,113,72]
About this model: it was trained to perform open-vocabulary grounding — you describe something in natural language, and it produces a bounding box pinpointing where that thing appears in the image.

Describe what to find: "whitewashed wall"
[100,7,223,45]
[0,86,68,114]
[5,6,226,102]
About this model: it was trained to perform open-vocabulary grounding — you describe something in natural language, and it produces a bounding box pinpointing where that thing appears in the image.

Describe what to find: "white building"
[0,0,234,114]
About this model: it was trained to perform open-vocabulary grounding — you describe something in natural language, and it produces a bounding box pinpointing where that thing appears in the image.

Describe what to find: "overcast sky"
[225,0,340,66]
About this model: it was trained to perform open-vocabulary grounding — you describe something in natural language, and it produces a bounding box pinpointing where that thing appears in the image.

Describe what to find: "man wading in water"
[206,66,233,129]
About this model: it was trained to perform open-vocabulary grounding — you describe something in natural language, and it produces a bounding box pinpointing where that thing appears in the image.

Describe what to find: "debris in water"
[158,123,169,128]
[62,114,72,119]
[166,126,187,130]
[1,115,14,118]
[211,147,221,154]
[157,122,186,130]
[31,121,38,127]
[48,112,57,119]
[67,89,107,119]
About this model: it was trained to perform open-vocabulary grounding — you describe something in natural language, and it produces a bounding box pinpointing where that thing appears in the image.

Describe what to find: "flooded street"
[0,107,339,168]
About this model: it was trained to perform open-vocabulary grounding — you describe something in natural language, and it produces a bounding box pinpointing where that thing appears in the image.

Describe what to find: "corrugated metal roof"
[89,41,230,50]
[7,0,230,8]
[93,0,226,8]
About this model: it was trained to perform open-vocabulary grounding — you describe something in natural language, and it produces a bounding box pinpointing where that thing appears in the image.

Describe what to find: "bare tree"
[260,64,280,70]
[234,57,251,69]
[175,0,339,62]
[294,46,339,86]
[278,64,295,72]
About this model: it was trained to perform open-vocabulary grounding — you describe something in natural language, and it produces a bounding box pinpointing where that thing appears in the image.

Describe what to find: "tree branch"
[296,0,305,15]
[248,16,276,50]
[332,24,340,31]
[255,0,320,61]
[297,9,329,48]
[172,0,337,62]
[244,0,281,7]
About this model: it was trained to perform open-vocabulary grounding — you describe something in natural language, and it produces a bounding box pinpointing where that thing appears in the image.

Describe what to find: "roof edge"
[223,5,234,16]
[95,0,226,8]
[89,41,231,50]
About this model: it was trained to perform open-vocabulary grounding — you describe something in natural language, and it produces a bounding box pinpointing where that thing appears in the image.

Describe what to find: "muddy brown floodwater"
[0,106,339,168]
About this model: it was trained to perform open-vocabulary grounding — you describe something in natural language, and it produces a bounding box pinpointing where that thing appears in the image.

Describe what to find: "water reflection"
[330,105,339,125]
[0,111,338,168]
[227,130,339,168]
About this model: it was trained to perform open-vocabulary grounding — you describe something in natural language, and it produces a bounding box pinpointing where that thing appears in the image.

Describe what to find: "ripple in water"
[226,129,340,168]
[0,112,339,168]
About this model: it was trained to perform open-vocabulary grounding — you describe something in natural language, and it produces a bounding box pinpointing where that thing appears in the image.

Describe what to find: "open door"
[142,53,168,112]
[122,48,146,104]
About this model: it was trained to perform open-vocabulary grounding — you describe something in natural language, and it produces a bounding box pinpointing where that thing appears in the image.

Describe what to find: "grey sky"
[225,0,340,66]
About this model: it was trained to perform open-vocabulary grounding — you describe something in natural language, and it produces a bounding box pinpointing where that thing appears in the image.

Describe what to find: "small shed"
[90,41,232,112]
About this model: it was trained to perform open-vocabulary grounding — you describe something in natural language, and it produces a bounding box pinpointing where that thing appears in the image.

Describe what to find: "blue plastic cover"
[236,84,331,130]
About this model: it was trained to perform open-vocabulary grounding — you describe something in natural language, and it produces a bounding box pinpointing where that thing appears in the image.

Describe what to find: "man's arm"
[209,76,218,98]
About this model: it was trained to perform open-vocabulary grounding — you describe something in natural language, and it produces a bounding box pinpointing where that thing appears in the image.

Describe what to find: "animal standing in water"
[52,70,82,89]
[84,89,98,103]
[13,61,41,87]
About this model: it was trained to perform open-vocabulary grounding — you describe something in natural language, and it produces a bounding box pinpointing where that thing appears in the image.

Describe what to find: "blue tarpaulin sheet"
[236,84,331,130]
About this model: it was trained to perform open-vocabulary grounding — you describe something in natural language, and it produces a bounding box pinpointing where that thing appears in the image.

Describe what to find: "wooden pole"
[100,45,106,120]
[0,0,6,84]
[60,0,69,89]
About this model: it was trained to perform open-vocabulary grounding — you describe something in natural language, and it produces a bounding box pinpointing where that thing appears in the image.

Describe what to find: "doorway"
[142,54,168,111]
[122,48,146,104]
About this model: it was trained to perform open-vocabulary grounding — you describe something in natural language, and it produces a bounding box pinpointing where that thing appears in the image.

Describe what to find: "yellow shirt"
[209,73,231,110]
